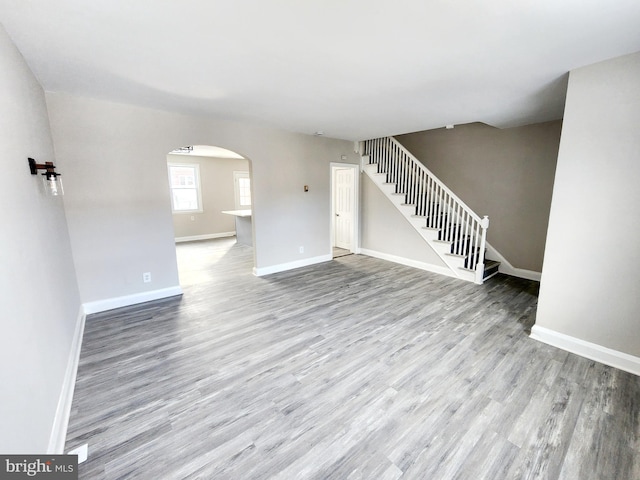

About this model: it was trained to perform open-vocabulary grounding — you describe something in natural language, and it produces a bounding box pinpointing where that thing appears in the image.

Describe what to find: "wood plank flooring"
[332,247,352,258]
[65,238,640,479]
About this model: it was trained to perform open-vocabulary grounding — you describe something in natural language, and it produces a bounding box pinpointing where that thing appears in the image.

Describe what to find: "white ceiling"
[1,1,639,141]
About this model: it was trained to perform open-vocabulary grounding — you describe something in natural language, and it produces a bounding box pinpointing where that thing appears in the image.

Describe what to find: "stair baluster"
[363,136,491,284]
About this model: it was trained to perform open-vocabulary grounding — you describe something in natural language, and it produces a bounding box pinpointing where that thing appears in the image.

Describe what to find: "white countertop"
[221,209,252,217]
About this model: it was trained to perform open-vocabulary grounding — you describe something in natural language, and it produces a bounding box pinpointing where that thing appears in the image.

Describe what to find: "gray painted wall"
[0,25,81,453]
[168,154,250,239]
[45,92,359,304]
[360,175,446,267]
[396,121,561,272]
[536,52,640,357]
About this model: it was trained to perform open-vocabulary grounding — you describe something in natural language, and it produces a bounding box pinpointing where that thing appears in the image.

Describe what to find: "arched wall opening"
[165,144,255,285]
[44,90,359,310]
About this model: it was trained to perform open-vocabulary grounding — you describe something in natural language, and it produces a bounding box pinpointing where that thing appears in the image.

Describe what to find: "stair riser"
[408,217,427,229]
[483,265,500,279]
[364,158,494,284]
[367,164,474,278]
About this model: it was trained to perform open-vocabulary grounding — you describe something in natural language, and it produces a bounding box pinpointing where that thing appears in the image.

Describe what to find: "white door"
[334,168,354,250]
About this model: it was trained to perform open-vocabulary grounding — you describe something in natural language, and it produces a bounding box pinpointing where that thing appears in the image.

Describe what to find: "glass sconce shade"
[43,174,64,196]
[29,158,64,196]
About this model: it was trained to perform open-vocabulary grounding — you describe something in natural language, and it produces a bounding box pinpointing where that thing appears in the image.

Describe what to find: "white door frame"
[330,162,360,254]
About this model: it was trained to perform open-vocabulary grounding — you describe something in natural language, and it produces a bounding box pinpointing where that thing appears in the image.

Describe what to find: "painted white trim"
[167,162,204,214]
[82,286,183,314]
[175,232,235,243]
[530,325,640,376]
[253,254,332,276]
[486,242,542,281]
[233,171,251,209]
[48,306,86,454]
[359,248,459,280]
[330,162,360,255]
[362,164,471,282]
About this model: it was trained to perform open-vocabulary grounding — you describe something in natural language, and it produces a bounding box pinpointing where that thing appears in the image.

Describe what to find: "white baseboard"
[48,305,86,454]
[359,248,459,279]
[530,325,640,376]
[175,232,235,243]
[253,254,332,276]
[82,286,183,314]
[486,242,541,281]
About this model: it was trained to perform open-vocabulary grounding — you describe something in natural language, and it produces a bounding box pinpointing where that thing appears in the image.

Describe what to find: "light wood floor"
[66,238,640,479]
[333,246,352,258]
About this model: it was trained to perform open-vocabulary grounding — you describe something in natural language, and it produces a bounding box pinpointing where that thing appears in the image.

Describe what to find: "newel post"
[474,215,490,284]
[361,155,368,173]
[360,140,370,172]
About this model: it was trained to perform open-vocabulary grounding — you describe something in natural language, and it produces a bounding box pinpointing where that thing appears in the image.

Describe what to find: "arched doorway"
[165,144,254,287]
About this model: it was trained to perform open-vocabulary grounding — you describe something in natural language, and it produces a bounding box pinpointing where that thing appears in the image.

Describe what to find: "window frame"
[167,162,203,214]
[233,171,252,209]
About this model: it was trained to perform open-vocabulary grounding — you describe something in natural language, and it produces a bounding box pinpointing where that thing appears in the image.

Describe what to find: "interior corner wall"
[360,174,447,267]
[44,92,359,305]
[396,120,561,272]
[535,51,640,358]
[0,25,81,453]
[168,154,250,239]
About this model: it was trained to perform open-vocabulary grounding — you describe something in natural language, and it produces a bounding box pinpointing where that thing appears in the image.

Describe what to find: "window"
[168,163,202,213]
[234,171,252,209]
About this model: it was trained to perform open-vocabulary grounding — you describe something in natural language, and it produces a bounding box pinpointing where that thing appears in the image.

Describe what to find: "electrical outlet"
[143,272,151,283]
[299,246,304,254]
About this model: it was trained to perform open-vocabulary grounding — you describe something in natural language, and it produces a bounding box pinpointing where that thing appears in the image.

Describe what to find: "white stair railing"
[364,137,489,284]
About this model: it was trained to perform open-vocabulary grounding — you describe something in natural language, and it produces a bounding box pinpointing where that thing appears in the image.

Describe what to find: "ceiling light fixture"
[171,146,194,154]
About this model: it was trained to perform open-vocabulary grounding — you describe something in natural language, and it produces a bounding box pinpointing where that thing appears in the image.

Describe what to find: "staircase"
[362,137,499,284]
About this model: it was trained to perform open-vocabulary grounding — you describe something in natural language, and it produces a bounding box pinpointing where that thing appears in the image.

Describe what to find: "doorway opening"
[330,163,359,259]
[166,145,254,287]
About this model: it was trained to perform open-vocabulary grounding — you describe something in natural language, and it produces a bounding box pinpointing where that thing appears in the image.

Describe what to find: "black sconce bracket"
[28,157,61,179]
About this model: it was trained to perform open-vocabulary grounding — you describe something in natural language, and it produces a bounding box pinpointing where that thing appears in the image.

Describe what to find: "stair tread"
[364,156,492,284]
[483,259,501,280]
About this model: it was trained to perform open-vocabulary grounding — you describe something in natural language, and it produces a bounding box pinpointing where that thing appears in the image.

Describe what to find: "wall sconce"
[28,157,64,196]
